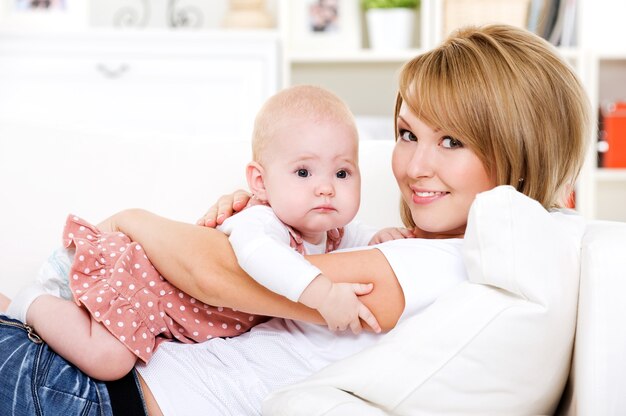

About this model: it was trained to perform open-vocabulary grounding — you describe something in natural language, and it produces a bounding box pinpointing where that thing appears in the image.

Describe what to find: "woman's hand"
[369,227,415,245]
[196,190,252,228]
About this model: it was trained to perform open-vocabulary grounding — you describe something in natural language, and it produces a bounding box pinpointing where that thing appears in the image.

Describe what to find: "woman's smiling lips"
[411,189,449,205]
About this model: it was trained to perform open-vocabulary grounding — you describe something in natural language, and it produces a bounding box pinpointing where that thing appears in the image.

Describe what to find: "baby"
[3,85,409,380]
[215,85,410,333]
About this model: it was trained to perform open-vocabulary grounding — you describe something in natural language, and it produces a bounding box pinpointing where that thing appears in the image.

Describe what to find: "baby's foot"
[0,292,11,313]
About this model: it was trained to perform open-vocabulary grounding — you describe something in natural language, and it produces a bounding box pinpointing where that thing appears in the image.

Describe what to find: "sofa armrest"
[558,220,626,415]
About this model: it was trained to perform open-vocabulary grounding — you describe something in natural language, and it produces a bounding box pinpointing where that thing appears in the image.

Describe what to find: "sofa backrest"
[0,121,401,296]
[556,220,626,415]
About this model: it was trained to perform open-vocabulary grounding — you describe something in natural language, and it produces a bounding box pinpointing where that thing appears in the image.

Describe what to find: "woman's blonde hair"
[252,85,358,164]
[395,24,591,227]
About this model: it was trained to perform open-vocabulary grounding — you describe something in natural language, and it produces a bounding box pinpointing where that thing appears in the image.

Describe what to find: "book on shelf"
[598,102,626,169]
[442,0,576,46]
[527,0,577,47]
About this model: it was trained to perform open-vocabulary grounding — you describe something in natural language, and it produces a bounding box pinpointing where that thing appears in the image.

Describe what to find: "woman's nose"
[406,145,434,179]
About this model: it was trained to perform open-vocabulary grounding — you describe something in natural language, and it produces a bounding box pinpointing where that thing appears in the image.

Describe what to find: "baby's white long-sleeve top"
[217,205,377,302]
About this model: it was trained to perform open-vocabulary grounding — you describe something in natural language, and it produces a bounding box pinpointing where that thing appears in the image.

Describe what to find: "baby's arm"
[222,207,381,334]
[369,227,415,245]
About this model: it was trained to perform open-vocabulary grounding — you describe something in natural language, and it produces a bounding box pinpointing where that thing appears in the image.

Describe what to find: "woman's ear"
[246,161,268,202]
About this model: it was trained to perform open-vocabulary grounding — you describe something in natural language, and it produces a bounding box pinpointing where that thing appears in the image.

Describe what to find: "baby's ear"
[246,161,268,202]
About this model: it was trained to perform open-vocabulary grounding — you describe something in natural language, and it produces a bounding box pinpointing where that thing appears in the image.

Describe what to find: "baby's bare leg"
[28,295,137,381]
[0,293,10,313]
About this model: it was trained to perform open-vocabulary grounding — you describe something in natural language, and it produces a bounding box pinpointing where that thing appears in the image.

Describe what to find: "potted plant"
[362,0,420,50]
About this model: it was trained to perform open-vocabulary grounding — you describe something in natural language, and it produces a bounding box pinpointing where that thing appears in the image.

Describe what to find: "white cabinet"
[0,30,280,141]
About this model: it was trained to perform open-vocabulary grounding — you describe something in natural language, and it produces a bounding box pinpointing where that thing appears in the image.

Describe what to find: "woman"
[0,24,589,415]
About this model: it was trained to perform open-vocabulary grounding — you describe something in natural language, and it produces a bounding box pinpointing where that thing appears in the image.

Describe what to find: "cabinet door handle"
[96,63,130,79]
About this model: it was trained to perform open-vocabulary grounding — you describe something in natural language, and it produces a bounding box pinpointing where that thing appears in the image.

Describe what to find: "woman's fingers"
[232,190,252,212]
[196,190,251,228]
[196,206,219,227]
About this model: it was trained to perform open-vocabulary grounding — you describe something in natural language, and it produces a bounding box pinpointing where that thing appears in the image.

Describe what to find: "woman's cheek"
[391,145,406,183]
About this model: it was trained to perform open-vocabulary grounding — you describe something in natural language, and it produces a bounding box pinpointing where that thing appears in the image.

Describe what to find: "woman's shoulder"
[548,208,586,245]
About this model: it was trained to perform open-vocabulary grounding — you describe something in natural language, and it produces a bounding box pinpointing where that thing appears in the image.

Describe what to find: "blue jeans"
[0,315,113,415]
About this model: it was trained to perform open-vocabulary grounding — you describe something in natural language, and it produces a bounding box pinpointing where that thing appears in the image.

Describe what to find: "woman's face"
[392,103,496,238]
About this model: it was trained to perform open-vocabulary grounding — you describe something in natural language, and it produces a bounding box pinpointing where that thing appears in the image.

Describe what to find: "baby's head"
[247,85,361,243]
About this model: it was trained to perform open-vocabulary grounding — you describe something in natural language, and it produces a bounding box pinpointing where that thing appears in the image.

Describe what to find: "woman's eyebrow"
[397,115,441,133]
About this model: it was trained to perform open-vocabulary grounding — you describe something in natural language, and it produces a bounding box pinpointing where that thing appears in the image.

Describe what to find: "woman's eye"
[442,136,463,148]
[398,129,417,142]
[296,168,309,177]
[336,170,348,179]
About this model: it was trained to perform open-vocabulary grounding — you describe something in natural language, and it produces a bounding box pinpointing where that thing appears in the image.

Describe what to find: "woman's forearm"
[103,209,320,322]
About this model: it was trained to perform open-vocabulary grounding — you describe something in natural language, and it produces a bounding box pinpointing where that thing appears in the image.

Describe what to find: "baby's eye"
[442,136,463,148]
[336,170,349,179]
[398,129,417,142]
[296,168,309,178]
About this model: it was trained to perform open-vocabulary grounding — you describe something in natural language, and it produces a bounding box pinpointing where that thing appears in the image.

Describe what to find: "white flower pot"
[366,8,416,50]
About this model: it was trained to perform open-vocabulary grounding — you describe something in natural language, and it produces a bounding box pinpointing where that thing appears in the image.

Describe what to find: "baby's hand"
[369,227,414,245]
[299,275,381,334]
[196,190,251,228]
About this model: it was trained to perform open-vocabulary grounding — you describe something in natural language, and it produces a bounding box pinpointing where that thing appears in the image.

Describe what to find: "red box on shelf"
[601,101,626,168]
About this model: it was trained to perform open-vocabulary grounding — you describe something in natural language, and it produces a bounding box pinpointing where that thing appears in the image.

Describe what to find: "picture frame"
[0,0,88,30]
[287,0,362,52]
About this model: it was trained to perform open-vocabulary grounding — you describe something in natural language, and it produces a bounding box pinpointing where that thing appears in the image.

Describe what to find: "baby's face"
[261,117,360,242]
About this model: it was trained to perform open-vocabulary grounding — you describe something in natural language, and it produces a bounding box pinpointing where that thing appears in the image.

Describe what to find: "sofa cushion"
[263,186,585,415]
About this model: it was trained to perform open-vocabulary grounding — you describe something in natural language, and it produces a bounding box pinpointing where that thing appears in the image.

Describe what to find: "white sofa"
[556,220,626,415]
[0,122,624,414]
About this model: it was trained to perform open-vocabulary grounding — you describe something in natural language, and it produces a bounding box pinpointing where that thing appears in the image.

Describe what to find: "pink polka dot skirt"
[63,215,267,363]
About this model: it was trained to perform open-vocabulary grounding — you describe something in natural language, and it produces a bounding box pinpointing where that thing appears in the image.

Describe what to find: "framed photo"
[288,0,362,52]
[0,0,87,30]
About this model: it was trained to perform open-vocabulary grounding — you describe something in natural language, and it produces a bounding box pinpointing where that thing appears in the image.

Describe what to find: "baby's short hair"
[252,85,357,164]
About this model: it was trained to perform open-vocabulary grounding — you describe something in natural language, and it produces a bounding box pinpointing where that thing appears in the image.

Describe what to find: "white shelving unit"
[593,53,626,223]
[2,0,622,221]
[277,0,624,221]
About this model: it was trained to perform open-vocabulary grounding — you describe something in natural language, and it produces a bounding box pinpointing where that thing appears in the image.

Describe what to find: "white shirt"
[136,238,467,416]
[217,205,377,301]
